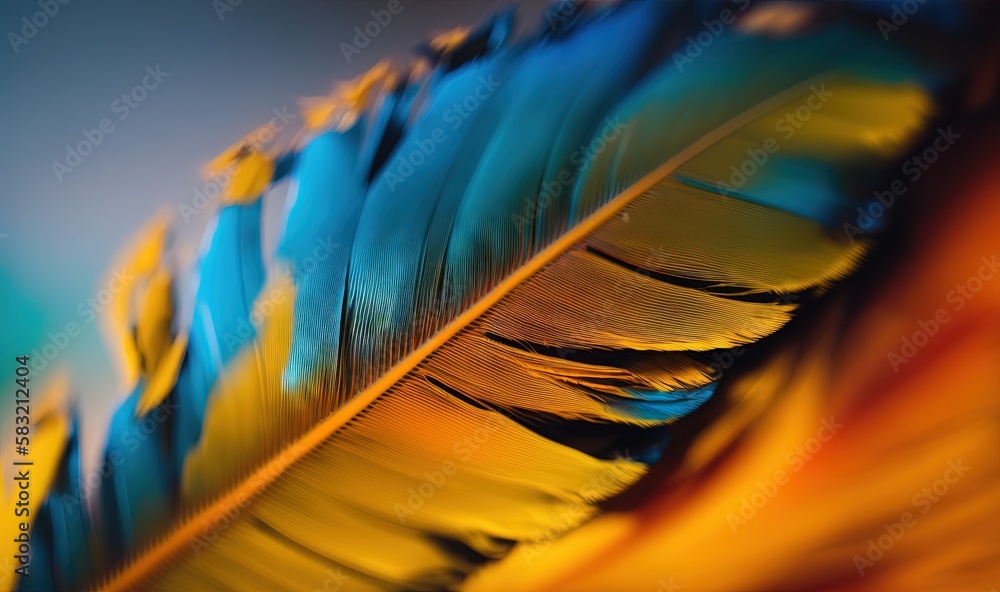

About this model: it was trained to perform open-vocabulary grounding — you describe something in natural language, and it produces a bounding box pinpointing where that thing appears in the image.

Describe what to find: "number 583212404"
[14,356,30,453]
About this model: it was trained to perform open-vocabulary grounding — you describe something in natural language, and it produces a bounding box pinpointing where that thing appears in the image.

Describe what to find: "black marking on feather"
[583,245,799,304]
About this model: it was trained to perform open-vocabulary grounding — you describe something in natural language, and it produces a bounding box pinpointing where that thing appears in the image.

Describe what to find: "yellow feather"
[104,213,171,390]
[588,179,868,294]
[135,334,188,419]
[202,123,277,178]
[299,59,396,131]
[430,27,470,54]
[0,377,70,592]
[222,150,275,204]
[135,268,174,376]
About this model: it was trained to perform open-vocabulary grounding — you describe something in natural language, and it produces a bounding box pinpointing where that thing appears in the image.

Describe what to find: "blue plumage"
[172,200,265,476]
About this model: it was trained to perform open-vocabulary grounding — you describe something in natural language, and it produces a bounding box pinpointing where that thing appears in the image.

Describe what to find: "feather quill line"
[101,73,837,592]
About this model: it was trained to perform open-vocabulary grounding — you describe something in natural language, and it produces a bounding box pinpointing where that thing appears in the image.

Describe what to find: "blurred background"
[0,0,553,471]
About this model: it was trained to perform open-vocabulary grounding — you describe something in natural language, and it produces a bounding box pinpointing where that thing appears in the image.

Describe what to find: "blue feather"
[278,127,366,394]
[172,199,265,476]
[20,415,90,592]
[99,384,172,561]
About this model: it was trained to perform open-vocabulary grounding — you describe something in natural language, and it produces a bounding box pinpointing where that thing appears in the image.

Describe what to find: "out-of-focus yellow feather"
[104,213,171,390]
[0,376,70,592]
[221,150,275,204]
[429,27,470,54]
[135,334,188,418]
[299,59,396,131]
[135,268,174,376]
[202,123,276,178]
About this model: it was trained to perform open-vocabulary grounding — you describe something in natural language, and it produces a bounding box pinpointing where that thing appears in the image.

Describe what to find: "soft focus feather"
[3,377,72,592]
[16,1,975,591]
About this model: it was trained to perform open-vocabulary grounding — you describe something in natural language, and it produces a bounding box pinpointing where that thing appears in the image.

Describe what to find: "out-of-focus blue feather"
[20,416,90,592]
[358,83,403,184]
[415,5,516,72]
[99,384,171,561]
[171,200,265,475]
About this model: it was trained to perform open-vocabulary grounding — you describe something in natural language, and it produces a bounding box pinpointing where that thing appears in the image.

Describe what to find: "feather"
[98,383,174,562]
[2,377,70,592]
[93,5,941,591]
[466,117,1000,592]
[415,6,515,73]
[276,125,365,394]
[26,1,957,590]
[169,189,267,475]
[20,414,93,592]
[102,213,171,391]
